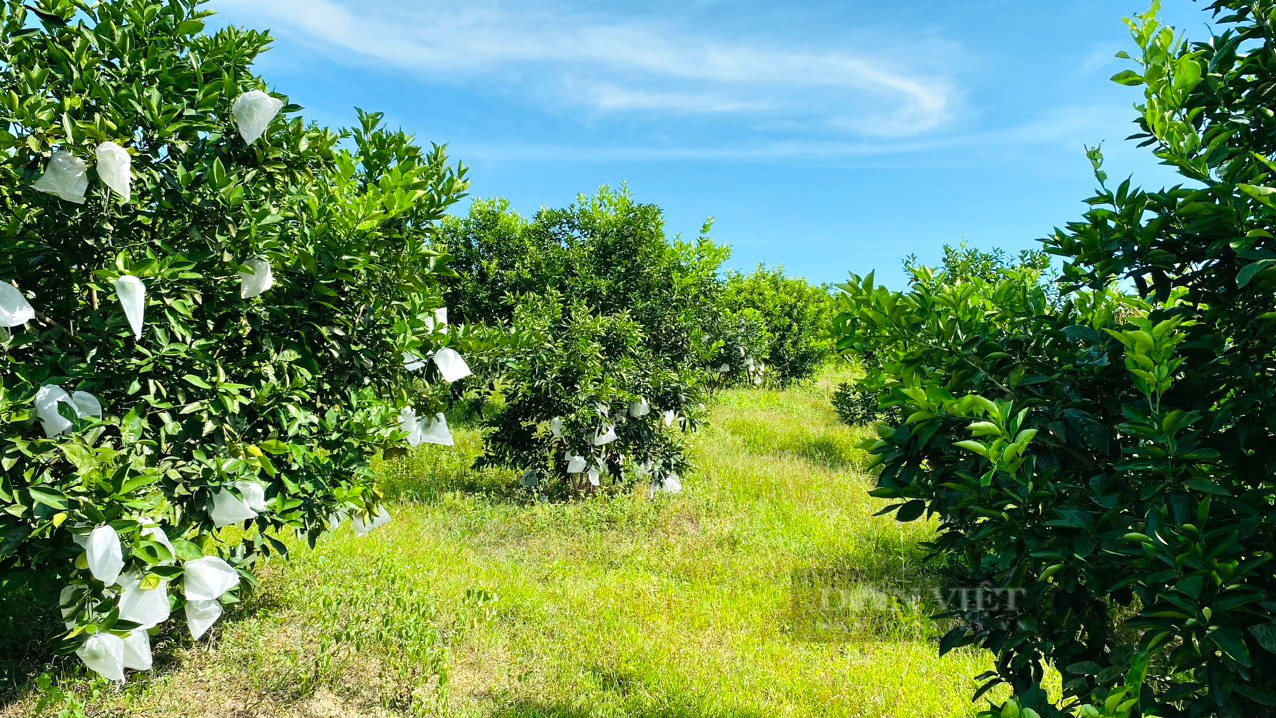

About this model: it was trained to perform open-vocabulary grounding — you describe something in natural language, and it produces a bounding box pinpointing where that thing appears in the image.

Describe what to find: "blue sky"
[209,0,1208,287]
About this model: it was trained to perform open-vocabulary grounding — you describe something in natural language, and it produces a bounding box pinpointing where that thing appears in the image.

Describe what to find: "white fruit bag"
[352,506,391,537]
[234,481,268,512]
[95,141,131,202]
[232,90,283,144]
[33,151,88,204]
[186,599,223,640]
[76,633,125,681]
[210,489,257,527]
[433,347,472,383]
[183,556,240,601]
[121,629,152,671]
[565,454,587,474]
[399,407,425,446]
[238,258,273,298]
[117,574,171,629]
[419,413,453,446]
[0,283,34,327]
[592,425,617,446]
[86,525,124,585]
[629,398,650,418]
[35,384,73,437]
[114,275,145,340]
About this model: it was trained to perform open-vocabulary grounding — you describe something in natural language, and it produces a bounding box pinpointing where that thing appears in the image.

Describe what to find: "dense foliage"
[721,265,835,386]
[441,189,725,489]
[831,379,893,427]
[0,0,467,677]
[441,189,728,369]
[834,2,1276,716]
[475,292,699,496]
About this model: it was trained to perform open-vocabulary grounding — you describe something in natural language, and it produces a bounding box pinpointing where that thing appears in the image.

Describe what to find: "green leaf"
[29,487,70,510]
[170,539,204,562]
[1111,69,1144,86]
[894,500,926,522]
[1251,623,1276,654]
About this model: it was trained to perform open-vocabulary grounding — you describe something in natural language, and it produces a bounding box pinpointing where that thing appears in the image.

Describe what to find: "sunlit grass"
[3,365,999,717]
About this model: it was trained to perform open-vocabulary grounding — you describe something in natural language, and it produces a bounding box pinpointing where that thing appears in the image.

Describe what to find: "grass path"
[4,368,994,717]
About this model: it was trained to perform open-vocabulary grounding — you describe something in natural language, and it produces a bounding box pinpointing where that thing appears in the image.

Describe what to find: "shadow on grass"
[787,542,954,645]
[481,696,767,718]
[0,566,288,712]
[0,575,64,704]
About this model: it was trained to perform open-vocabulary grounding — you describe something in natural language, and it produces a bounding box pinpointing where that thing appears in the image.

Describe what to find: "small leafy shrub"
[831,381,894,427]
[0,0,467,679]
[474,292,701,496]
[835,3,1276,717]
[722,265,835,385]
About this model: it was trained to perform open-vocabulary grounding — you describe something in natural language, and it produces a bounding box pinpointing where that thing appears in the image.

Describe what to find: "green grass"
[3,365,999,717]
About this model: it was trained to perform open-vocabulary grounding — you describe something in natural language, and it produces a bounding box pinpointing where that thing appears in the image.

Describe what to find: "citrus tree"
[835,2,1276,716]
[476,292,699,497]
[1,0,468,680]
[721,265,835,386]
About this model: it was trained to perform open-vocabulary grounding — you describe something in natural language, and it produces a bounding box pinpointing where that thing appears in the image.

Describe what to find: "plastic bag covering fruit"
[588,468,601,487]
[352,506,391,536]
[33,151,89,204]
[121,629,152,671]
[117,573,171,629]
[403,352,427,372]
[95,141,131,202]
[86,525,124,585]
[656,473,683,494]
[183,556,240,601]
[234,481,268,512]
[419,413,453,446]
[592,425,617,446]
[0,283,34,327]
[432,347,472,382]
[210,489,257,527]
[114,275,145,340]
[35,384,73,438]
[425,306,448,333]
[629,398,651,417]
[399,407,426,446]
[71,391,102,421]
[549,417,564,438]
[231,90,283,145]
[238,258,273,299]
[185,599,222,640]
[565,454,587,474]
[662,410,676,427]
[76,633,125,681]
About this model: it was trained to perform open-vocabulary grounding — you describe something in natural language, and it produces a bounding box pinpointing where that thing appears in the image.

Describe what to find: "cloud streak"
[213,0,961,138]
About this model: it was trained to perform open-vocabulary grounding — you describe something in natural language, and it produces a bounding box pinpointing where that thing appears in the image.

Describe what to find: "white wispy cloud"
[212,0,961,138]
[443,103,1138,164]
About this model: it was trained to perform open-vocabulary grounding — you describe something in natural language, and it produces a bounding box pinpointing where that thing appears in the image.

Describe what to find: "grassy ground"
[2,365,998,717]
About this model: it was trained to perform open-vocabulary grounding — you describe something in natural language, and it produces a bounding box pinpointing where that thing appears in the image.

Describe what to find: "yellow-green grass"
[4,366,999,717]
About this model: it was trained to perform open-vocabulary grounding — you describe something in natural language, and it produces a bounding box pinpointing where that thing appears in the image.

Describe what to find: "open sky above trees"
[209,0,1205,287]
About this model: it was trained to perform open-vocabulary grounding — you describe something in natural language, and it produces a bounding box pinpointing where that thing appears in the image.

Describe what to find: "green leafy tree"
[475,292,701,497]
[721,265,835,386]
[0,0,467,678]
[834,2,1276,716]
[441,186,729,371]
[441,187,726,491]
